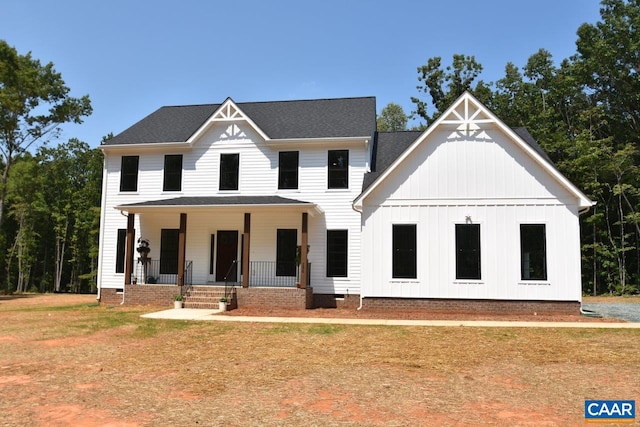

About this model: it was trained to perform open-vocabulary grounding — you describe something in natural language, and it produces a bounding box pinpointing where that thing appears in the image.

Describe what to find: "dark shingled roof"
[104,97,376,145]
[118,196,312,208]
[511,127,554,165]
[362,131,422,191]
[361,127,557,192]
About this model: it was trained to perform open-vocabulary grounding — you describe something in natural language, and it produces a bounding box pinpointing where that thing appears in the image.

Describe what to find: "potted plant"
[132,276,137,285]
[219,297,228,312]
[173,294,184,309]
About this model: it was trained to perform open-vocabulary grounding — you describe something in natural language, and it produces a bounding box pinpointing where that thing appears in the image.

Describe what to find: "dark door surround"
[216,230,238,282]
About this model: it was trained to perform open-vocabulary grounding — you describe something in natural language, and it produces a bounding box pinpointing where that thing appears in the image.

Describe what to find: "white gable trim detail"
[187,98,271,144]
[354,91,594,211]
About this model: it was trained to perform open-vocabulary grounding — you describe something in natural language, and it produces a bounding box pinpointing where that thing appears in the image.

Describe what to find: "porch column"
[299,212,309,289]
[242,213,251,288]
[177,213,187,287]
[124,213,135,285]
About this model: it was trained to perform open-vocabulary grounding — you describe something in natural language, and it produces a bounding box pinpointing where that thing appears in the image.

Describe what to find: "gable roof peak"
[354,91,594,210]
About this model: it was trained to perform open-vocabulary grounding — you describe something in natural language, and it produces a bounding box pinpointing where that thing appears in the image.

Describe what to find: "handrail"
[181,261,193,298]
[224,260,238,302]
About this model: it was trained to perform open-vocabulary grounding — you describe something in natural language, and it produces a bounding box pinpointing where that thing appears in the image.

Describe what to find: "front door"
[216,230,238,282]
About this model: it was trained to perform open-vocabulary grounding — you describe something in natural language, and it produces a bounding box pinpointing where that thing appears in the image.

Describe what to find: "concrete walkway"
[141,308,640,328]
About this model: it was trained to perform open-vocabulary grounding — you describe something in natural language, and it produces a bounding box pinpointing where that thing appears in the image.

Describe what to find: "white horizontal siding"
[98,121,366,295]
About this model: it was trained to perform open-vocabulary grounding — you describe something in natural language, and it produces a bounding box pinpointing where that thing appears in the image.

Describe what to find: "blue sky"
[1,0,602,148]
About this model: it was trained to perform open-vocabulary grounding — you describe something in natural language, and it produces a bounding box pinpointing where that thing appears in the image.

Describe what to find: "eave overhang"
[115,196,323,217]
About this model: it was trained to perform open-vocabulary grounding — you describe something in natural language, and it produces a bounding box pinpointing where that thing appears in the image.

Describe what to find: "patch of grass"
[306,324,344,335]
[483,330,519,340]
[262,324,305,335]
[1,302,101,313]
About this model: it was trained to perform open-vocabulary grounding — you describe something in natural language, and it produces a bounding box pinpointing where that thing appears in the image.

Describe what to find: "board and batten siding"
[98,121,366,295]
[360,127,583,302]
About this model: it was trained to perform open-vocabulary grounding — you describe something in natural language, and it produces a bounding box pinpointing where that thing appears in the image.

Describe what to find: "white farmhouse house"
[97,92,593,313]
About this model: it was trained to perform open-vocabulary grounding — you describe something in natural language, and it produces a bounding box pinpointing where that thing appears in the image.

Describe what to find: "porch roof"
[115,196,323,215]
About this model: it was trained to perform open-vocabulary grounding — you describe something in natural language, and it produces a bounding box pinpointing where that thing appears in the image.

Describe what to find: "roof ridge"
[158,96,376,109]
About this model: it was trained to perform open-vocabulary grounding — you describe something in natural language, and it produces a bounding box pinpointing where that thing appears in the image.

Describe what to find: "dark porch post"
[242,213,250,288]
[299,212,308,289]
[124,213,135,285]
[177,213,187,287]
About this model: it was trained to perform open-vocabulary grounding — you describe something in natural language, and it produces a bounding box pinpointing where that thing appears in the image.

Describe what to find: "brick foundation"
[360,297,581,315]
[314,293,360,309]
[100,285,580,315]
[99,285,179,307]
[237,287,313,309]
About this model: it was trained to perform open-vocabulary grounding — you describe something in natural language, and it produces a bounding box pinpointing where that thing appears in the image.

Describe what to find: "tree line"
[1,0,638,294]
[378,0,640,295]
[0,40,98,294]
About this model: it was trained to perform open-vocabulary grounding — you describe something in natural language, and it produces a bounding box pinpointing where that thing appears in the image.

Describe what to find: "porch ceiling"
[115,195,323,215]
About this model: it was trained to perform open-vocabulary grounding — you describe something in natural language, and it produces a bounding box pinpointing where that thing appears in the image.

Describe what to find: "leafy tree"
[377,103,408,131]
[0,40,92,230]
[38,139,99,292]
[411,54,491,125]
[4,154,45,292]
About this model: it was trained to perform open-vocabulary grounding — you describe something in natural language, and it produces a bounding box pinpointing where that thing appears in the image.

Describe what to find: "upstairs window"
[392,224,416,279]
[278,151,299,190]
[520,224,547,280]
[456,224,481,280]
[163,154,182,191]
[120,156,139,192]
[328,150,348,189]
[276,229,297,277]
[326,230,348,277]
[220,153,239,190]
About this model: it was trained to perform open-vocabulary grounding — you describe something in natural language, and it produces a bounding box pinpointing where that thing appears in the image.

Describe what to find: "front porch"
[109,196,319,309]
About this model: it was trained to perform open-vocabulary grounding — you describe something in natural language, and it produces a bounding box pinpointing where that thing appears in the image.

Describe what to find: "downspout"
[352,134,374,311]
[353,190,364,311]
[578,201,597,313]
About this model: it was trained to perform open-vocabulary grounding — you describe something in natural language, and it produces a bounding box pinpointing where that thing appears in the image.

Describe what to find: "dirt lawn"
[1,294,639,426]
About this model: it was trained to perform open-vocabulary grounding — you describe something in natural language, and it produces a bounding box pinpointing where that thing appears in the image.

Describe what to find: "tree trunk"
[0,151,13,232]
[54,217,69,292]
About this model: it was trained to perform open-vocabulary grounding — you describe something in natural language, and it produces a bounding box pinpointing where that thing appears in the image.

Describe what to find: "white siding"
[98,121,366,295]
[361,126,583,302]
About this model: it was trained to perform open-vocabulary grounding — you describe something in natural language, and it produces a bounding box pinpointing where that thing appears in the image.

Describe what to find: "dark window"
[160,229,179,275]
[327,230,348,277]
[120,156,139,192]
[328,150,348,189]
[276,229,297,276]
[220,153,239,190]
[163,155,182,191]
[456,224,481,280]
[278,151,299,189]
[392,224,417,279]
[115,229,127,273]
[521,224,547,280]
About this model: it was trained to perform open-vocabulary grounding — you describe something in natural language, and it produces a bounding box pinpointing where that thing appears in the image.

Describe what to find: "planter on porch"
[174,294,184,309]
